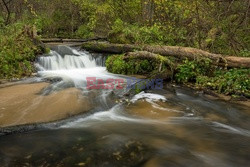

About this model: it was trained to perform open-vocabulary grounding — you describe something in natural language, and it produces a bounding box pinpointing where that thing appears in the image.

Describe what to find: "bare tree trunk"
[70,2,74,36]
[141,0,154,24]
[195,0,202,49]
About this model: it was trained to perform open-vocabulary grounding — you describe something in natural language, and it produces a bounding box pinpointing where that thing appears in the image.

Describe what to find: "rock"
[0,83,93,128]
[48,45,79,57]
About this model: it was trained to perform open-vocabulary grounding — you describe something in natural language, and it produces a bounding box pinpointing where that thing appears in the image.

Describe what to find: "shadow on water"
[0,46,249,167]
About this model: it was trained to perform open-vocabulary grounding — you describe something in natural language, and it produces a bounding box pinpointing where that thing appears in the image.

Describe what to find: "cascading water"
[35,46,117,89]
[36,49,96,70]
[34,45,128,111]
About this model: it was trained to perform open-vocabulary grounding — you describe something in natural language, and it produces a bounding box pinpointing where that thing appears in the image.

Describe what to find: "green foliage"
[134,84,142,94]
[2,0,249,55]
[33,15,54,36]
[106,55,153,75]
[239,49,250,57]
[175,59,212,83]
[76,25,94,38]
[0,16,4,28]
[106,55,127,75]
[107,55,249,96]
[106,54,170,76]
[175,59,250,96]
[0,23,40,79]
[196,69,250,96]
[108,19,165,44]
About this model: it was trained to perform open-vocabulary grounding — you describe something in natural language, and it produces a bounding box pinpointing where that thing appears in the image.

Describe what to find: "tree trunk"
[141,0,154,24]
[81,41,250,68]
[2,0,11,25]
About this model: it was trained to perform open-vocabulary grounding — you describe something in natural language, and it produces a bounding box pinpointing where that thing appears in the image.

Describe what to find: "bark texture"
[82,42,250,68]
[41,37,107,43]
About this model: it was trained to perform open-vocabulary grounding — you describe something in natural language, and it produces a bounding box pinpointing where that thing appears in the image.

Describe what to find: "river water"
[0,46,249,167]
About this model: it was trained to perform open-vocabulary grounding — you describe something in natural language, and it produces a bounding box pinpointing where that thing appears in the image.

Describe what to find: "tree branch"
[1,0,11,25]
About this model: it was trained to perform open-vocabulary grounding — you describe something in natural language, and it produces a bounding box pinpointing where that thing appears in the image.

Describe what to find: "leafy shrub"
[76,24,94,38]
[0,23,41,79]
[106,55,127,75]
[175,58,249,96]
[239,49,250,57]
[175,58,212,83]
[197,69,250,96]
[108,19,166,44]
[106,55,153,75]
[106,54,170,76]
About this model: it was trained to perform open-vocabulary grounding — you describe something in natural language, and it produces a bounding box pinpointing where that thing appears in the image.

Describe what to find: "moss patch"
[106,54,173,79]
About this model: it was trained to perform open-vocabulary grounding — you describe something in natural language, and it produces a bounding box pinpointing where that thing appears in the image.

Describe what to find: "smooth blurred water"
[0,46,249,167]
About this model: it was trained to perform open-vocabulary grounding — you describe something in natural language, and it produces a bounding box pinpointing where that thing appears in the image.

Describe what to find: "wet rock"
[126,99,184,120]
[42,77,63,83]
[0,83,93,128]
[49,45,79,57]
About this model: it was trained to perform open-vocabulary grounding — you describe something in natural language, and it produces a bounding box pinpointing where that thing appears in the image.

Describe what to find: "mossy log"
[82,42,250,68]
[124,51,175,72]
[106,51,174,80]
[124,51,175,79]
[124,51,163,60]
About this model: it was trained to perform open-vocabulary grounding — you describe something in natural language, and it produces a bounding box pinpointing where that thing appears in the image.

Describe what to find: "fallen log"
[124,51,175,79]
[41,37,107,43]
[106,51,173,79]
[124,51,175,65]
[124,51,162,60]
[124,51,175,69]
[82,42,137,53]
[41,38,63,43]
[82,42,250,68]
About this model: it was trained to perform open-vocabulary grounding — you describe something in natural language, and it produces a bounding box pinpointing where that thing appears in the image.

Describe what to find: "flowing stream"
[0,45,250,167]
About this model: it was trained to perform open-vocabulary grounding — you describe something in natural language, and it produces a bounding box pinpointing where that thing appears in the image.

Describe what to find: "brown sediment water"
[0,83,92,127]
[0,46,249,167]
[126,100,185,120]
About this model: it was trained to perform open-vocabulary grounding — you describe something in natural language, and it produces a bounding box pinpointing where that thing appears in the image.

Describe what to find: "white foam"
[131,91,167,103]
[36,48,120,89]
[36,50,96,71]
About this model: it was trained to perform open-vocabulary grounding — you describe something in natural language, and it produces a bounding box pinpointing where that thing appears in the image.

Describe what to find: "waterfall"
[35,45,117,89]
[36,48,97,71]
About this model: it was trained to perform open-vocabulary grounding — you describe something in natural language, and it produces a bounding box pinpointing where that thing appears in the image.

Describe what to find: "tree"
[1,0,13,25]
